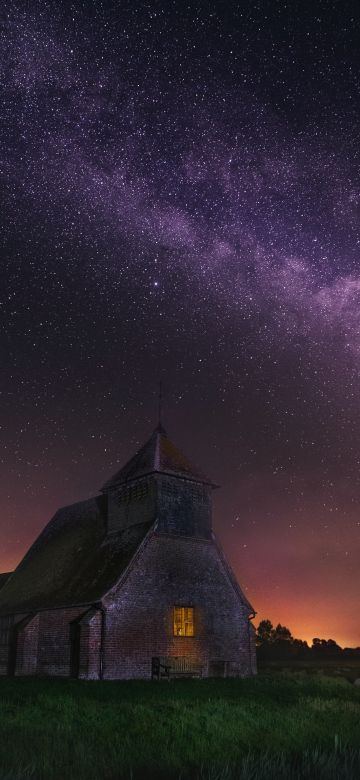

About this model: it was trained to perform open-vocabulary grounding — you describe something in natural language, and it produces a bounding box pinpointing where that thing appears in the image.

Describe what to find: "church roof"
[0,427,217,616]
[0,572,12,591]
[101,424,216,490]
[0,496,152,615]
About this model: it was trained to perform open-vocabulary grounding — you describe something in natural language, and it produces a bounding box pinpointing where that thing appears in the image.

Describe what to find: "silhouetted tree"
[272,624,293,642]
[293,639,309,650]
[256,621,358,663]
[257,620,311,660]
[256,619,274,646]
[311,638,341,655]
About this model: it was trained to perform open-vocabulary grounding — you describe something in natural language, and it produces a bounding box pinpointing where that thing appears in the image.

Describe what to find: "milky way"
[1,1,360,645]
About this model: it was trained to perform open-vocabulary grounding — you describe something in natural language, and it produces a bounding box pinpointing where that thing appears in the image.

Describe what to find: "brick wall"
[77,608,102,680]
[103,532,256,679]
[0,606,103,678]
[0,615,14,675]
[15,614,40,676]
[0,534,256,680]
[36,607,93,677]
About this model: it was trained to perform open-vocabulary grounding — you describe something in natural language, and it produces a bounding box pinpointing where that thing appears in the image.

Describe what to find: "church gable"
[102,532,255,679]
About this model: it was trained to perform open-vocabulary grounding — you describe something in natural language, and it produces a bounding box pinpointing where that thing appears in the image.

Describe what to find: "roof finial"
[158,380,163,428]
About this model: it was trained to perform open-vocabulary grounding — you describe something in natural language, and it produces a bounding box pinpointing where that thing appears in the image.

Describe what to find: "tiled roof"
[0,496,152,615]
[0,573,12,591]
[102,424,216,490]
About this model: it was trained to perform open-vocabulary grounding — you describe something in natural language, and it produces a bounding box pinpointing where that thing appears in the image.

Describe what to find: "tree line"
[256,620,360,660]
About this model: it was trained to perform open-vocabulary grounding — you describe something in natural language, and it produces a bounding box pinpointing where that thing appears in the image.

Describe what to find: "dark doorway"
[70,621,80,678]
[7,625,18,677]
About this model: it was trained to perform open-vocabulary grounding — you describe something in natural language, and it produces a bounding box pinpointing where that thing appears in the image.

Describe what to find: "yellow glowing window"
[173,606,194,637]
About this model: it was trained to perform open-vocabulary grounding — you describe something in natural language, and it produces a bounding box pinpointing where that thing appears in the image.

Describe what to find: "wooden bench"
[151,656,203,679]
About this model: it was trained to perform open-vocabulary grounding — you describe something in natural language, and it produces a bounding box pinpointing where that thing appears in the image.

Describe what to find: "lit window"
[173,606,194,636]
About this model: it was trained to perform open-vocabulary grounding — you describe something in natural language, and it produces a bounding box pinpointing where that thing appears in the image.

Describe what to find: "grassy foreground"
[258,658,360,682]
[0,673,359,779]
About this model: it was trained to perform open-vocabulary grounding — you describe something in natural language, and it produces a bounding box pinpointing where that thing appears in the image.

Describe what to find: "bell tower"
[101,424,217,538]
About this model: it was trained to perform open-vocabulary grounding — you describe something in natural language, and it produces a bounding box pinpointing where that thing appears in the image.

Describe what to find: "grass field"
[258,657,360,682]
[0,671,359,779]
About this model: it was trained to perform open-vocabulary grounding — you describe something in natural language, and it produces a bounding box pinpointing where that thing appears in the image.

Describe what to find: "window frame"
[173,605,195,637]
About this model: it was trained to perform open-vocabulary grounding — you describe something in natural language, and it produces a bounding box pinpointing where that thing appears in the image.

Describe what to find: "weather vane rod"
[158,380,163,428]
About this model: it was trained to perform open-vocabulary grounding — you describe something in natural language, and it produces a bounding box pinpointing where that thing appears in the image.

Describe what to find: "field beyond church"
[0,671,359,779]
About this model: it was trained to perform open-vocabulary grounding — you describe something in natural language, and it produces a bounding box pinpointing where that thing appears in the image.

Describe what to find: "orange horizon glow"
[253,610,359,650]
[1,536,359,650]
[0,461,359,650]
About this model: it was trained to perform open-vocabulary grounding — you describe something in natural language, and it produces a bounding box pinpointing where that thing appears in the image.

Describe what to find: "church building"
[0,425,256,679]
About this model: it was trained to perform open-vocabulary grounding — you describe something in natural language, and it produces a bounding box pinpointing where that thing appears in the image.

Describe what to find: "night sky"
[1,1,360,647]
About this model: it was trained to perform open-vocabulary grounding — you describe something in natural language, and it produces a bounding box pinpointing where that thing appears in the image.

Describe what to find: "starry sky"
[1,0,360,647]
